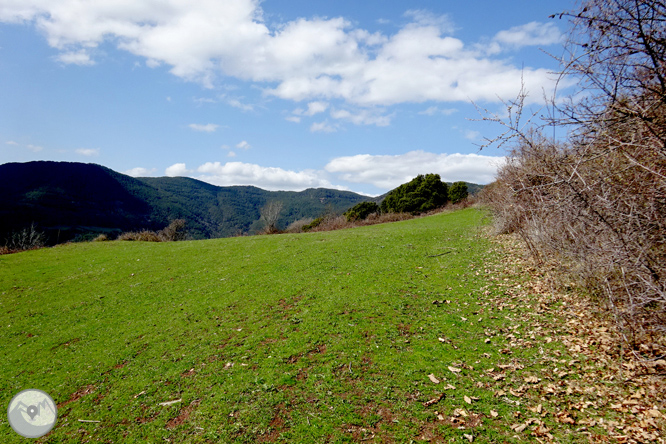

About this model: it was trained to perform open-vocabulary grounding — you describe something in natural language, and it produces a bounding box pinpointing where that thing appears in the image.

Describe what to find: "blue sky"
[0,0,575,196]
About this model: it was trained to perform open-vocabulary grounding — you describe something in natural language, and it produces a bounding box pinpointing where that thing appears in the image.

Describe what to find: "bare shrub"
[4,223,45,252]
[284,218,314,233]
[92,234,109,242]
[481,0,666,348]
[158,219,187,241]
[260,201,283,234]
[308,215,352,232]
[118,230,161,242]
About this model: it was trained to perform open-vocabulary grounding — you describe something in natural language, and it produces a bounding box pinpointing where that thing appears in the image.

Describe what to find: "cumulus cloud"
[493,21,562,49]
[156,152,502,193]
[189,123,219,132]
[324,150,504,188]
[1,1,567,108]
[165,163,192,177]
[195,161,344,191]
[124,167,156,177]
[294,101,329,116]
[56,49,94,65]
[75,148,99,156]
[235,140,251,150]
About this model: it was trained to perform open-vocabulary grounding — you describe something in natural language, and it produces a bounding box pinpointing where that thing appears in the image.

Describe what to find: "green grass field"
[0,208,571,443]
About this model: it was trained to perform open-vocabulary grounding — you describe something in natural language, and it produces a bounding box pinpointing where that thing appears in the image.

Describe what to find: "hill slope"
[2,208,650,443]
[0,161,372,243]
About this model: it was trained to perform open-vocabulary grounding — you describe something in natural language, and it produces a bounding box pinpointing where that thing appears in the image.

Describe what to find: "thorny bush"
[482,0,666,350]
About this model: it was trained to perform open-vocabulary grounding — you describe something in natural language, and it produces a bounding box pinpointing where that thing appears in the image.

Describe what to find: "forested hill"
[0,161,484,244]
[0,161,371,243]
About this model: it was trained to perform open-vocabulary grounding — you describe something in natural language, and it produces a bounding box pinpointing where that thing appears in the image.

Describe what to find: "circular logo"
[7,389,58,438]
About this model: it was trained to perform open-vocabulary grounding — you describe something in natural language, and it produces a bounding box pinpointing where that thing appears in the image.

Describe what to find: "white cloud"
[302,101,329,116]
[6,141,45,152]
[124,167,156,177]
[189,123,219,132]
[463,129,482,141]
[310,121,337,133]
[324,150,504,188]
[75,148,99,156]
[285,115,301,123]
[2,2,567,108]
[195,161,344,191]
[493,21,562,49]
[227,151,237,157]
[27,144,43,152]
[419,106,457,116]
[165,163,191,177]
[330,108,392,127]
[227,98,254,111]
[235,140,251,150]
[56,49,94,65]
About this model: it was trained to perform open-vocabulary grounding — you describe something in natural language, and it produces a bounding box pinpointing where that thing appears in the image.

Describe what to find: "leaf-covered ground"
[481,234,666,443]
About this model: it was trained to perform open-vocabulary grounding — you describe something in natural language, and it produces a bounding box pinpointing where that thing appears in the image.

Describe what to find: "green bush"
[449,181,469,204]
[344,201,380,222]
[302,217,324,232]
[380,174,448,214]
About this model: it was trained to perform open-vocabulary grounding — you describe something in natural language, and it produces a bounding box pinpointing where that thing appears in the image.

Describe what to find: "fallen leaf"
[490,410,499,418]
[423,393,445,407]
[464,395,472,404]
[463,433,474,442]
[448,366,462,373]
[511,423,527,433]
[428,373,440,384]
[158,399,182,407]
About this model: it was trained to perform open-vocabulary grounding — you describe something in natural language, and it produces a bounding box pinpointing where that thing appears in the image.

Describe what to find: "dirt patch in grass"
[165,399,200,430]
[287,343,327,364]
[59,384,96,407]
[50,337,81,350]
[257,403,289,443]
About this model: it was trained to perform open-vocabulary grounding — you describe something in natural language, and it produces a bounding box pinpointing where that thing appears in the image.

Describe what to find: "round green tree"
[380,174,448,214]
[344,201,380,222]
[449,181,469,204]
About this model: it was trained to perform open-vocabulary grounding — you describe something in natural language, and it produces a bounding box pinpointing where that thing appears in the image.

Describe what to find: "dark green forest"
[0,161,483,244]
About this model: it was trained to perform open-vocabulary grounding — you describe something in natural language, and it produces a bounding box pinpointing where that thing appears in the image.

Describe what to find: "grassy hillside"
[1,208,582,443]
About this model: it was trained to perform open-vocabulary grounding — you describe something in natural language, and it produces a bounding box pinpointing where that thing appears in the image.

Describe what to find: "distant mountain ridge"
[0,161,484,244]
[0,161,371,243]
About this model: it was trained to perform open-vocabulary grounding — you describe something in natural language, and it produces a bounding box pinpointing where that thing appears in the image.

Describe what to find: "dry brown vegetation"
[118,219,188,242]
[481,0,666,350]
